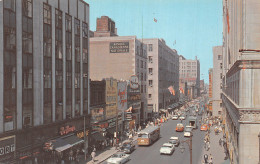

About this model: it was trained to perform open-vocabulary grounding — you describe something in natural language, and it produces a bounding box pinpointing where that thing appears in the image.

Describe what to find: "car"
[200,124,208,131]
[179,115,186,120]
[175,123,184,132]
[184,126,193,137]
[107,152,130,164]
[169,137,180,147]
[120,142,135,154]
[172,115,178,120]
[160,143,175,155]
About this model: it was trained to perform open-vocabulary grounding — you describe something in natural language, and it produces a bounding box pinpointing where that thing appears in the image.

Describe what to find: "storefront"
[0,116,91,163]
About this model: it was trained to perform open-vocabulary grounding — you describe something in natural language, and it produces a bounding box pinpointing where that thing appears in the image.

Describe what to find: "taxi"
[175,123,184,132]
[200,124,208,131]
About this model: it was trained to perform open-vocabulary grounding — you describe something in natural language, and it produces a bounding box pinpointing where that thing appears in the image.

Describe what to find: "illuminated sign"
[110,42,129,53]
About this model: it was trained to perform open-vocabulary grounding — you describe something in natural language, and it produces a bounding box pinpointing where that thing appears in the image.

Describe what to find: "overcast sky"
[87,0,223,83]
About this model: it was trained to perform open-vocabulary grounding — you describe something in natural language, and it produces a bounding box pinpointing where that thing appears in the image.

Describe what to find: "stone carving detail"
[239,110,260,122]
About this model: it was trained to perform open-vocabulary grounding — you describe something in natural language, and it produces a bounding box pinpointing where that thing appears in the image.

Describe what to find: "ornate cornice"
[226,60,260,77]
[239,110,260,123]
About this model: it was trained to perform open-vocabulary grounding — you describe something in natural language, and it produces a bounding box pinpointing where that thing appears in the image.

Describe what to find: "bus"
[137,125,160,146]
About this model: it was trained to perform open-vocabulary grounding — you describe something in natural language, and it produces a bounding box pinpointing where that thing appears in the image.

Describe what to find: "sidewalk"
[199,126,230,164]
[86,136,138,164]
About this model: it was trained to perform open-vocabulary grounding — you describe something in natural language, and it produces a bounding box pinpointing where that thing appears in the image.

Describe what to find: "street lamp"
[180,137,192,164]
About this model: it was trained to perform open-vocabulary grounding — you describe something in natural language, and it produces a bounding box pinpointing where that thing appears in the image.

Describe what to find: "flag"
[168,86,175,96]
[226,8,230,33]
[154,18,157,23]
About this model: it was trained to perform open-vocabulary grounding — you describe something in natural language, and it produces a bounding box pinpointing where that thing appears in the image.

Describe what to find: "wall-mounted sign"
[129,75,139,90]
[128,94,141,101]
[0,135,15,162]
[118,81,127,112]
[110,42,129,53]
[59,125,76,135]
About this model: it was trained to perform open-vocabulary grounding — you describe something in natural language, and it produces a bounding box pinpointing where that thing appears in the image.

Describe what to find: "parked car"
[200,124,208,131]
[160,143,175,155]
[184,126,193,137]
[120,142,135,154]
[107,152,130,164]
[175,123,184,132]
[169,137,180,147]
[179,115,186,120]
[172,115,178,120]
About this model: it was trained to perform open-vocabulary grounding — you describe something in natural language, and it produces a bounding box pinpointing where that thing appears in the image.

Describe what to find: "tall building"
[222,0,260,163]
[0,0,90,163]
[208,68,213,113]
[212,46,223,117]
[89,17,147,126]
[179,56,200,99]
[142,39,179,117]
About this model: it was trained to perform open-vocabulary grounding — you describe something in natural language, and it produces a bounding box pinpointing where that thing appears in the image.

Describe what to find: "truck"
[187,116,197,129]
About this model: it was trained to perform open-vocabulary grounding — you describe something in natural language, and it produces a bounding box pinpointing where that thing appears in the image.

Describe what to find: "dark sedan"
[120,142,135,154]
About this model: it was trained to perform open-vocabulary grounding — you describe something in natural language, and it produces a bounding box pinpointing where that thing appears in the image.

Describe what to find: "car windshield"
[138,134,148,138]
[122,144,131,148]
[185,127,192,131]
[162,145,172,148]
[169,140,177,144]
[112,154,121,158]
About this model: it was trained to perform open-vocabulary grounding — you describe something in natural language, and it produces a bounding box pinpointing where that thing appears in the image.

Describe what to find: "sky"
[86,0,223,83]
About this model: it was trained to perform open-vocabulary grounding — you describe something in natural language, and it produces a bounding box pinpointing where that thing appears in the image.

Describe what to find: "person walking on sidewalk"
[208,154,213,164]
[91,150,96,163]
[219,138,222,147]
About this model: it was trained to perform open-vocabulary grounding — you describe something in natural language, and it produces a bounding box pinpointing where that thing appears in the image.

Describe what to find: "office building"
[222,0,260,163]
[212,46,223,117]
[179,55,200,99]
[89,16,147,126]
[142,39,179,117]
[0,0,89,162]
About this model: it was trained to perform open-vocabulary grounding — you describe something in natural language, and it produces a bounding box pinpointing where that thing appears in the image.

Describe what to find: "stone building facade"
[222,0,260,163]
[212,46,223,117]
[142,38,179,117]
[0,0,90,163]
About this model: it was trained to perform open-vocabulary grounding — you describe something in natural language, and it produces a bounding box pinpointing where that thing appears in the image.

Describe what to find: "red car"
[200,124,208,131]
[176,123,184,132]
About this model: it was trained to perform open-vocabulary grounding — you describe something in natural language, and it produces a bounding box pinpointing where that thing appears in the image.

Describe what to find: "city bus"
[137,125,160,146]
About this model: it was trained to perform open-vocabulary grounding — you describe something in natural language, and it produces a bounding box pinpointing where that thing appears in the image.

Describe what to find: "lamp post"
[180,136,192,164]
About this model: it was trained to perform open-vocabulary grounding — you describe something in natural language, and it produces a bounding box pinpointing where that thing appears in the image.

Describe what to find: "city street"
[101,113,206,164]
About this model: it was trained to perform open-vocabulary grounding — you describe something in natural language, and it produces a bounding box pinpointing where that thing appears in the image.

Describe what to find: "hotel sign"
[0,136,15,162]
[110,42,129,53]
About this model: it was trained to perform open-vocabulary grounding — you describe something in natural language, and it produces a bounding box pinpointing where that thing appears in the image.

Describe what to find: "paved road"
[127,114,205,164]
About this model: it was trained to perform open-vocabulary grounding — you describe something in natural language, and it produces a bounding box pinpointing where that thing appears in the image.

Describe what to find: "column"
[62,11,66,119]
[72,18,75,118]
[80,21,83,116]
[16,0,23,130]
[52,6,56,122]
[0,1,4,133]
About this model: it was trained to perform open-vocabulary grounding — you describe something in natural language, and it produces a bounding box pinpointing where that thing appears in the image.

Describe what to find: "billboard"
[117,81,127,112]
[0,135,15,162]
[110,42,129,53]
[105,78,118,119]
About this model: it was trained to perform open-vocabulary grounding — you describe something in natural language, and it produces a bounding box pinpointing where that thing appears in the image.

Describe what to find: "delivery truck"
[187,116,197,129]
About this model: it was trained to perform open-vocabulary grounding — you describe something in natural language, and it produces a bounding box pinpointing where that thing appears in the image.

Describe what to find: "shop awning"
[159,109,167,113]
[45,134,84,152]
[92,132,105,141]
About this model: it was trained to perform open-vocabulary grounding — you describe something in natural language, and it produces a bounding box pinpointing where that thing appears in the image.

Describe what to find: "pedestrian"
[209,154,213,164]
[219,138,222,146]
[91,150,96,163]
[203,154,208,164]
[206,141,210,151]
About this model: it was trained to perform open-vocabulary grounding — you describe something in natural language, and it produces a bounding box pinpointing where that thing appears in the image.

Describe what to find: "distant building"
[0,0,90,163]
[208,68,213,114]
[222,0,260,163]
[94,16,117,37]
[212,46,223,117]
[179,56,200,99]
[200,80,205,93]
[142,39,179,117]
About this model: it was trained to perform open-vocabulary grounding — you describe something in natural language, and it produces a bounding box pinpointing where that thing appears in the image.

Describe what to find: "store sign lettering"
[0,144,15,156]
[110,42,129,53]
[77,130,89,138]
[60,126,76,135]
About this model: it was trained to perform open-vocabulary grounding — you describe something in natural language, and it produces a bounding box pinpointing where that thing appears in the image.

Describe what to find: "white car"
[169,137,180,147]
[179,116,186,120]
[107,152,130,164]
[160,143,175,155]
[172,115,178,120]
[184,126,193,137]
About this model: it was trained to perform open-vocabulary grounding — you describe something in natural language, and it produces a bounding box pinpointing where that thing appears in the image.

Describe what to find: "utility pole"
[84,116,86,161]
[180,136,193,164]
[115,109,119,148]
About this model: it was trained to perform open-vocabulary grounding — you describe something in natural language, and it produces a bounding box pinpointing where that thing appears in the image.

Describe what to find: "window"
[137,59,139,68]
[43,4,51,24]
[141,73,143,81]
[148,44,153,51]
[220,63,223,69]
[220,103,222,107]
[22,0,32,18]
[149,68,153,75]
[220,73,222,79]
[144,62,146,69]
[148,94,152,98]
[144,73,146,81]
[4,0,15,11]
[218,55,222,60]
[149,80,153,86]
[148,56,153,63]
